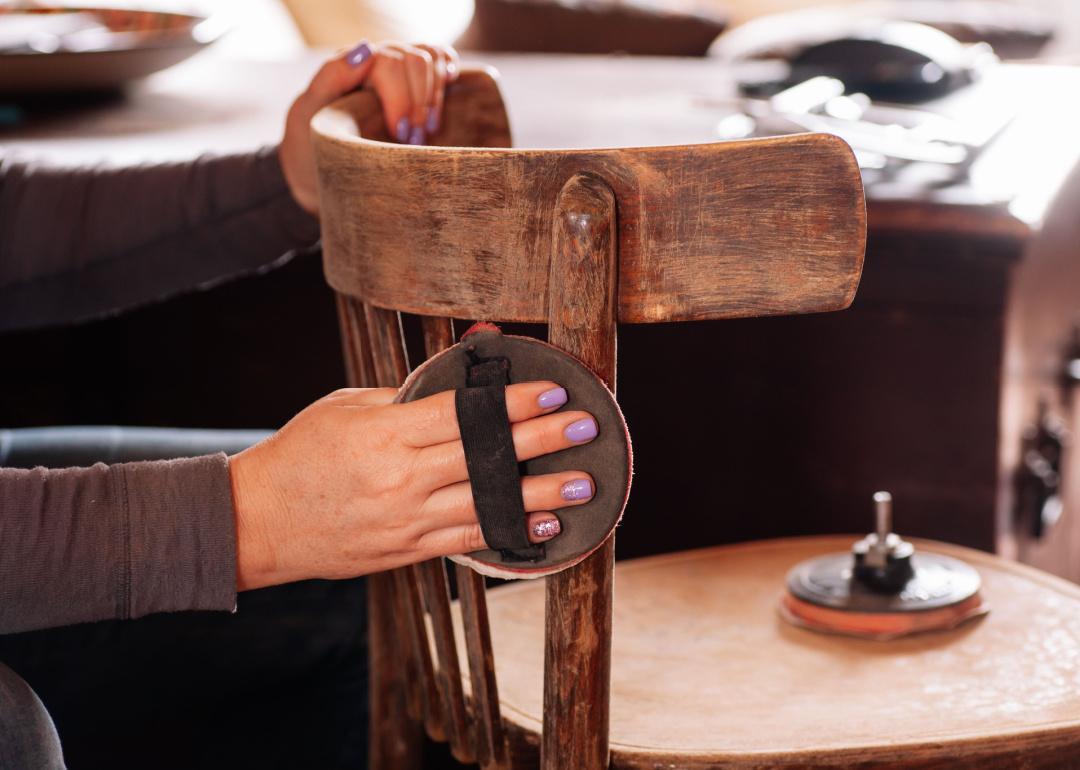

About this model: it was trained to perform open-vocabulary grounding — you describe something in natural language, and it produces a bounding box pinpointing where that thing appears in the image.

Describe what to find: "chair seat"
[474,536,1080,768]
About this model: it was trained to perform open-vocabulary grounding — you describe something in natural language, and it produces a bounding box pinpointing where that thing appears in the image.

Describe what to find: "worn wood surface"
[337,297,423,770]
[417,317,476,763]
[541,174,619,770]
[312,70,866,325]
[483,537,1080,769]
[457,564,511,770]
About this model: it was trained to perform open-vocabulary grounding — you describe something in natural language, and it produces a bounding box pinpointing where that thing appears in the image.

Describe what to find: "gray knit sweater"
[0,147,319,634]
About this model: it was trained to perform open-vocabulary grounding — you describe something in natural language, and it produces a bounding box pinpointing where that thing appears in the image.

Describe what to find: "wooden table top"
[476,536,1080,766]
[5,50,1080,243]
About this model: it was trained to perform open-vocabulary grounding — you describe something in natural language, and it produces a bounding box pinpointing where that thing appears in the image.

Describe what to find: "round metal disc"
[786,551,981,613]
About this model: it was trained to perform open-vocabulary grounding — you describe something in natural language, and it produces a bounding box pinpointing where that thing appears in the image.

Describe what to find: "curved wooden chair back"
[312,69,865,770]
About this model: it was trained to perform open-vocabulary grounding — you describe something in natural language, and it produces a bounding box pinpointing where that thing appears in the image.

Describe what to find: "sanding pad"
[397,325,632,579]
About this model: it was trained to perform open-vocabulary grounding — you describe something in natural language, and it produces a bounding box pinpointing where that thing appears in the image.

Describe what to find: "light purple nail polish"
[425,105,440,134]
[408,125,426,145]
[537,387,567,409]
[346,41,372,68]
[396,116,411,143]
[532,518,561,539]
[561,478,593,501]
[564,417,598,443]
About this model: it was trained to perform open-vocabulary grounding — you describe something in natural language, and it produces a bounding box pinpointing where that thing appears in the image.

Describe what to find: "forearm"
[0,146,319,332]
[0,454,237,634]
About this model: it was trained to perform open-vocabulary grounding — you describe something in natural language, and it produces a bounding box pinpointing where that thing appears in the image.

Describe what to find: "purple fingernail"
[561,478,593,501]
[537,387,567,409]
[396,116,411,143]
[564,417,598,443]
[425,105,440,134]
[408,125,426,145]
[346,41,372,68]
[532,518,561,539]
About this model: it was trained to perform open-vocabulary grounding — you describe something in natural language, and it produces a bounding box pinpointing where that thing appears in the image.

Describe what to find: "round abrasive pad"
[397,326,632,579]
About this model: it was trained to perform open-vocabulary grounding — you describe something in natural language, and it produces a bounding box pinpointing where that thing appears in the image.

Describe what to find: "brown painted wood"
[337,296,423,770]
[419,313,475,763]
[361,304,448,746]
[419,559,473,762]
[485,537,1080,769]
[335,293,376,389]
[542,174,619,770]
[421,314,509,769]
[312,70,866,326]
[457,564,511,770]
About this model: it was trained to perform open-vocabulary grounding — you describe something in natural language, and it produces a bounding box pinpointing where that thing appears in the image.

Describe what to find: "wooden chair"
[311,69,865,770]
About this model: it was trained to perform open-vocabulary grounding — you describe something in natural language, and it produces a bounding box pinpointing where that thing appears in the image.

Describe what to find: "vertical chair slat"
[418,315,477,763]
[335,293,377,389]
[336,296,422,770]
[418,559,474,762]
[399,565,448,741]
[542,175,619,770]
[456,564,510,770]
[362,304,446,741]
[420,314,510,769]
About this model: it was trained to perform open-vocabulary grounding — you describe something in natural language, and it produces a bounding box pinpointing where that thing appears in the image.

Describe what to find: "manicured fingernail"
[537,387,567,409]
[564,417,598,443]
[532,518,561,540]
[396,116,411,143]
[408,125,426,145]
[346,41,372,68]
[425,105,440,134]
[561,478,593,501]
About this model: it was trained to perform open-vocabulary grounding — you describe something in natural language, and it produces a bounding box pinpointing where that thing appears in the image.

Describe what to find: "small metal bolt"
[873,491,892,542]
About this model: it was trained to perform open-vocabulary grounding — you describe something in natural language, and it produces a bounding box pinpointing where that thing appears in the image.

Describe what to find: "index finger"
[393,380,569,447]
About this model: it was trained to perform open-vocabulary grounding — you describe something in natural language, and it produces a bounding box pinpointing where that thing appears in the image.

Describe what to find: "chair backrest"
[312,70,865,770]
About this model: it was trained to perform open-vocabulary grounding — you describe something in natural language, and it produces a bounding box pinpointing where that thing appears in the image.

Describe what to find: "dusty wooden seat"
[481,536,1080,769]
[312,69,865,770]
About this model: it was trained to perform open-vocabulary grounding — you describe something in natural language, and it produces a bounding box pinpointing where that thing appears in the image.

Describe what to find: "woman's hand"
[229,382,597,591]
[280,40,460,215]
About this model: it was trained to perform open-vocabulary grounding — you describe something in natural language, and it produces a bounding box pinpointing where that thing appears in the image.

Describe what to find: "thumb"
[304,40,377,105]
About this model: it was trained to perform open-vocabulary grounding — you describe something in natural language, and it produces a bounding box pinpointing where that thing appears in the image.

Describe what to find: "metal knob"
[852,490,915,593]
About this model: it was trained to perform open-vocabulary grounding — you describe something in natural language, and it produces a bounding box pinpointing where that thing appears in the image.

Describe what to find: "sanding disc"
[781,550,988,640]
[397,325,632,579]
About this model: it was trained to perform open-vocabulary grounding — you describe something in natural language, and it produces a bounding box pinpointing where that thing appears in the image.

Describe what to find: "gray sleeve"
[0,453,237,635]
[0,146,320,332]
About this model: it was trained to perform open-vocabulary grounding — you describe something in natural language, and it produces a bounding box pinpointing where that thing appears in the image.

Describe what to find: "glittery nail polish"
[537,387,567,409]
[346,41,371,68]
[561,478,593,501]
[408,125,426,145]
[564,417,598,443]
[532,518,561,539]
[396,116,411,143]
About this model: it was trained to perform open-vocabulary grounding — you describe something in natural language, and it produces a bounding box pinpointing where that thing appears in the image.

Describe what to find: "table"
[5,49,1080,580]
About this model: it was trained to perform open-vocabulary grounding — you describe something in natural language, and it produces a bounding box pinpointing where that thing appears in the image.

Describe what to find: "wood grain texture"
[312,70,866,325]
[338,297,423,770]
[483,537,1080,769]
[339,298,406,763]
[457,564,511,770]
[542,174,618,770]
[422,571,478,765]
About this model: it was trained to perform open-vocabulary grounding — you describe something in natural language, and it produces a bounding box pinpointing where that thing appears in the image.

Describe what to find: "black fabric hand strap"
[454,350,544,562]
